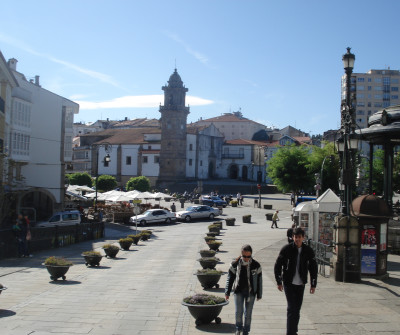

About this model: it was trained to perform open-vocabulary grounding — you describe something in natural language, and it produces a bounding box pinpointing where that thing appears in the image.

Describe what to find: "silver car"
[129,209,176,226]
[176,205,220,222]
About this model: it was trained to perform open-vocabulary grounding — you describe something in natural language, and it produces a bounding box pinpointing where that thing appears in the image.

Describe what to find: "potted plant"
[119,237,133,250]
[127,234,141,245]
[198,256,219,269]
[102,244,120,258]
[206,232,218,237]
[196,269,224,289]
[208,224,220,235]
[204,236,216,243]
[43,256,73,281]
[242,215,251,223]
[182,293,228,325]
[207,241,222,251]
[225,217,236,226]
[140,232,151,241]
[199,249,216,258]
[230,200,238,207]
[213,221,223,229]
[82,250,103,267]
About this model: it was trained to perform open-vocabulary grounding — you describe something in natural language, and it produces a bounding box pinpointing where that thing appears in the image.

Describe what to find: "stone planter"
[242,215,251,223]
[44,264,72,281]
[182,296,228,326]
[199,249,216,258]
[140,233,151,241]
[104,246,120,258]
[225,218,236,226]
[82,254,103,267]
[198,257,219,269]
[206,232,218,237]
[231,202,238,207]
[128,234,141,245]
[213,221,223,229]
[207,241,222,251]
[119,240,133,251]
[204,236,216,243]
[266,213,273,221]
[264,204,273,210]
[196,271,223,289]
[208,226,220,234]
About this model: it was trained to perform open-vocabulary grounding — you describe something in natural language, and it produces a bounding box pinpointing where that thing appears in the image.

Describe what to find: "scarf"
[233,258,252,300]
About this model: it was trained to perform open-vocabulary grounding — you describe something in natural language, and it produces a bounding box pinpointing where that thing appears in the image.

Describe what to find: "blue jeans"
[284,283,305,335]
[234,291,256,333]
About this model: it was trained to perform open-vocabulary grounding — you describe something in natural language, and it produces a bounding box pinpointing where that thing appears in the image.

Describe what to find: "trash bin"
[266,213,273,221]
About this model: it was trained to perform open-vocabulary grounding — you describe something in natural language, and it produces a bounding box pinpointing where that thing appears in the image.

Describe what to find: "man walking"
[274,228,317,335]
[271,210,279,228]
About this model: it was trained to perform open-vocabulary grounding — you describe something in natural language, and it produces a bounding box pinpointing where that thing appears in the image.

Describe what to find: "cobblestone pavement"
[0,194,399,334]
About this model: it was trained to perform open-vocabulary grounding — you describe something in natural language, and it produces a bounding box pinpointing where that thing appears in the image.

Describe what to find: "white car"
[176,205,220,222]
[129,209,176,226]
[36,210,81,227]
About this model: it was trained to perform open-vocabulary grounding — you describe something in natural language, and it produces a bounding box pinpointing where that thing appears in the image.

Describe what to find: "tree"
[267,145,313,194]
[97,175,117,192]
[66,172,92,187]
[126,176,151,192]
[307,142,340,194]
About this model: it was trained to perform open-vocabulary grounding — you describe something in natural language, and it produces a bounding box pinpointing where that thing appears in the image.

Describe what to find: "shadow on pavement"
[86,265,111,270]
[49,280,82,285]
[196,322,235,333]
[388,260,400,272]
[361,279,400,296]
[0,309,16,318]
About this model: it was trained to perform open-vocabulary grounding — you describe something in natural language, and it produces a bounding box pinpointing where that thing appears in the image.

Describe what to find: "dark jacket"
[225,258,263,299]
[274,242,318,288]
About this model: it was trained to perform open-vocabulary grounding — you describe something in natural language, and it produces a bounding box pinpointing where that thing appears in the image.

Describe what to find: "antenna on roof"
[175,58,177,70]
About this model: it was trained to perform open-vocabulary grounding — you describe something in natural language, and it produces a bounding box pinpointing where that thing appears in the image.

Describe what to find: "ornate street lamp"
[93,143,112,211]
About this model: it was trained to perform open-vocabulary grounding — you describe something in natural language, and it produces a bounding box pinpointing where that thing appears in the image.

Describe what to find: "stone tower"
[158,69,190,184]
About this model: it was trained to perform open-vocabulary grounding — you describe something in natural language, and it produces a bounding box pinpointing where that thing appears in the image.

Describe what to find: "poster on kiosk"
[361,225,377,274]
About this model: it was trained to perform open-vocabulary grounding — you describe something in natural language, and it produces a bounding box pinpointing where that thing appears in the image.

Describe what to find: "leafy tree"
[307,142,340,194]
[267,145,313,194]
[126,176,151,192]
[97,175,117,192]
[66,172,92,187]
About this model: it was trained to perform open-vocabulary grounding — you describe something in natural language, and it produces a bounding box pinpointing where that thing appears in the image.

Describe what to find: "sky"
[1,0,399,136]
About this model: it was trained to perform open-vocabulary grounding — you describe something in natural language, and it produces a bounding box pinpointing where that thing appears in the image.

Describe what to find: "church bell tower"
[158,69,190,184]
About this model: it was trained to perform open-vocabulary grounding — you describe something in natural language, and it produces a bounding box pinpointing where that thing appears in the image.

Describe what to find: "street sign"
[132,199,142,204]
[133,206,141,215]
[257,184,261,189]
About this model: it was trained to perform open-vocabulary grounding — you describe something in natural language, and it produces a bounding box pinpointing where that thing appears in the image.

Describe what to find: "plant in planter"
[204,236,216,243]
[206,241,222,251]
[230,200,238,207]
[213,221,223,229]
[199,249,216,258]
[208,224,220,235]
[127,234,141,245]
[140,232,151,241]
[119,237,133,250]
[102,244,120,258]
[82,250,103,267]
[182,293,228,325]
[206,232,218,237]
[198,256,220,269]
[242,215,251,223]
[225,217,236,226]
[43,256,73,281]
[196,269,224,289]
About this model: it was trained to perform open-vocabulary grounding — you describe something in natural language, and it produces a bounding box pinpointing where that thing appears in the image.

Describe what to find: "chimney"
[35,75,40,86]
[125,117,128,121]
[8,58,18,71]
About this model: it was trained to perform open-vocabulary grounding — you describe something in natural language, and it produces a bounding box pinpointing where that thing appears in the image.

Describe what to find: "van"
[36,210,81,227]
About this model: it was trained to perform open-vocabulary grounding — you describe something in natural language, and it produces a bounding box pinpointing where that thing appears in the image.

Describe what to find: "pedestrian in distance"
[271,210,279,228]
[287,224,295,244]
[274,227,318,335]
[12,214,29,257]
[290,192,295,205]
[170,202,176,213]
[225,244,262,335]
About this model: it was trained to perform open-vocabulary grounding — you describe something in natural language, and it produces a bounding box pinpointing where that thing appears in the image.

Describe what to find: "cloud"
[0,33,121,88]
[164,31,209,65]
[76,94,214,110]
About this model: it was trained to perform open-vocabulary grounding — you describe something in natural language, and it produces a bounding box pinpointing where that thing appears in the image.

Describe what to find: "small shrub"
[102,244,119,251]
[82,250,102,257]
[119,237,133,244]
[44,256,73,266]
[198,256,219,262]
[196,269,223,275]
[230,200,238,206]
[183,293,225,305]
[204,236,216,242]
[208,224,219,230]
[141,230,152,235]
[199,249,216,257]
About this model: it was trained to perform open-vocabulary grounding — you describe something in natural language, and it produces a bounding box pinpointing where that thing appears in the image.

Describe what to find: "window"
[351,77,356,83]
[189,159,192,166]
[367,102,372,107]
[357,94,364,99]
[126,156,131,165]
[200,160,203,166]
[391,79,399,84]
[383,102,390,107]
[357,110,364,115]
[392,87,399,92]
[383,77,390,85]
[148,145,152,150]
[374,78,382,83]
[374,86,382,91]
[143,156,148,163]
[154,156,159,163]
[189,143,193,151]
[368,86,372,91]
[368,111,372,115]
[383,93,390,101]
[357,102,365,107]
[357,86,364,91]
[374,102,382,107]
[374,95,382,99]
[392,95,398,99]
[368,78,372,82]
[357,78,365,82]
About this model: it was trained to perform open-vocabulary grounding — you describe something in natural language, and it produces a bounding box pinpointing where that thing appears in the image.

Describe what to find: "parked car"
[176,205,220,222]
[129,209,176,226]
[36,210,81,227]
[201,196,227,208]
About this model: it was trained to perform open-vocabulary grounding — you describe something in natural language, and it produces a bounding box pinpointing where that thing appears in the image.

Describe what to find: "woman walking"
[225,244,263,335]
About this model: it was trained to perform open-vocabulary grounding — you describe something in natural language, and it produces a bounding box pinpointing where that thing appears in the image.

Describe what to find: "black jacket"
[225,258,262,299]
[274,242,318,287]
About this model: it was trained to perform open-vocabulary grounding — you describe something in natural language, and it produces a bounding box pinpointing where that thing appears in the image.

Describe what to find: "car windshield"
[143,211,153,216]
[186,206,196,211]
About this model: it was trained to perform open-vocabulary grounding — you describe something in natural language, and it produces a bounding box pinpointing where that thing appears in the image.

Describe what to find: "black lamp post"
[93,145,111,212]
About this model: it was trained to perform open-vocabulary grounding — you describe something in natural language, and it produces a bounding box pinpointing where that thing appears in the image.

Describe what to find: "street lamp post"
[93,144,111,212]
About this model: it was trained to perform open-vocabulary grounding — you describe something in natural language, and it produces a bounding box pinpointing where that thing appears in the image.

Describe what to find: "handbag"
[26,230,32,241]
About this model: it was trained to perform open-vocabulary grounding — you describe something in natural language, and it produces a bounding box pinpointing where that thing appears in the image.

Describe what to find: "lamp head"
[342,47,355,71]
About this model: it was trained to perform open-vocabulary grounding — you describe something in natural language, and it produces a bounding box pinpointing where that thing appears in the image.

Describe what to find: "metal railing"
[308,240,333,278]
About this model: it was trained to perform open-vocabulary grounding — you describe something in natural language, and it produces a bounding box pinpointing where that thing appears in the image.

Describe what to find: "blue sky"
[1,0,399,135]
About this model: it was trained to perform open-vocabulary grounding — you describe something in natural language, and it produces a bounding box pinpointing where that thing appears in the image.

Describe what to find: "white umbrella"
[153,192,172,199]
[84,192,97,199]
[105,193,133,202]
[140,191,154,199]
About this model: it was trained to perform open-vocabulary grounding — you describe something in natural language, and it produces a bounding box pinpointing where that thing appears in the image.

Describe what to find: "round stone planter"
[104,247,120,258]
[199,249,216,258]
[198,257,218,269]
[43,264,72,281]
[196,272,223,289]
[140,233,151,241]
[119,240,133,251]
[225,218,236,226]
[204,236,216,243]
[182,300,228,326]
[206,232,218,237]
[242,216,251,223]
[82,254,103,267]
[128,235,141,245]
[213,221,223,229]
[208,227,220,234]
[207,242,222,251]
